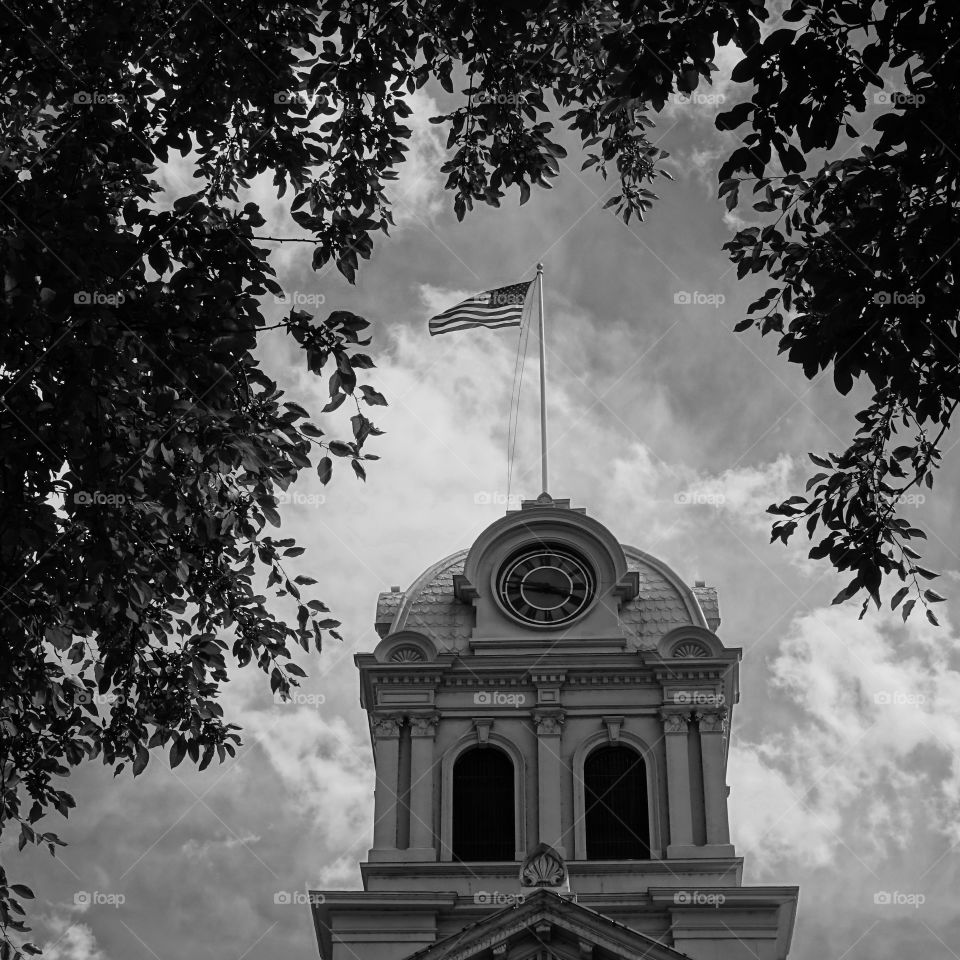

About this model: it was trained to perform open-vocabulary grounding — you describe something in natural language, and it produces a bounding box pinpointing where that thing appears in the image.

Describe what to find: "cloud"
[239,707,374,852]
[391,91,448,226]
[417,283,476,317]
[731,599,960,878]
[678,454,795,532]
[43,917,109,960]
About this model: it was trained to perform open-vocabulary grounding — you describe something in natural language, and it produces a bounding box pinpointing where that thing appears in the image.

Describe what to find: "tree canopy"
[1,0,956,954]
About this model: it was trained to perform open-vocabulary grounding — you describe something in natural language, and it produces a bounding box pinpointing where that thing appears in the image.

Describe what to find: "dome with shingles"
[377,542,716,650]
[378,549,471,650]
[619,546,710,648]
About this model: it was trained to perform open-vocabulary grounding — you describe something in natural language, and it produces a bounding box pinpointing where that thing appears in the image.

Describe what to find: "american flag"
[428,280,534,336]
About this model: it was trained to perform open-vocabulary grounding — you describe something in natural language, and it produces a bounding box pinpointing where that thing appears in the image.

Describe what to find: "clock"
[496,544,595,627]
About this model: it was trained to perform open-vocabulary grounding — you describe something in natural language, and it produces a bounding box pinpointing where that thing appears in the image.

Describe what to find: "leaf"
[132,745,149,776]
[321,393,347,413]
[923,589,946,603]
[926,609,939,627]
[890,586,909,610]
[359,385,387,406]
[328,440,352,457]
[351,459,367,481]
[831,576,860,604]
[11,885,34,900]
[317,456,333,484]
[901,598,916,622]
[170,738,187,769]
[833,365,853,395]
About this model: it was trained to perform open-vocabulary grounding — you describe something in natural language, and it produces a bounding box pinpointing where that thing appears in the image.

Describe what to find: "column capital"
[372,714,403,739]
[408,713,440,738]
[534,711,565,736]
[659,709,691,734]
[696,708,728,734]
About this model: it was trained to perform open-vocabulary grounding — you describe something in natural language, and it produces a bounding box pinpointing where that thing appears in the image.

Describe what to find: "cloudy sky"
[17,45,960,960]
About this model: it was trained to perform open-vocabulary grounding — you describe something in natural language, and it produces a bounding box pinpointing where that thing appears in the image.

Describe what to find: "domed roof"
[375,543,719,652]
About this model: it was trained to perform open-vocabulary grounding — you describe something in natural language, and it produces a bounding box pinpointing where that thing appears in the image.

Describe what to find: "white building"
[311,494,798,959]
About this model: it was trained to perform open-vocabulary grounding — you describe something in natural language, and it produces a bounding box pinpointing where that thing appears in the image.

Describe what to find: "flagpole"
[536,263,548,496]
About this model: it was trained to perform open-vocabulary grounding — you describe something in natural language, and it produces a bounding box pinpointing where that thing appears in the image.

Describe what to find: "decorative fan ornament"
[389,646,424,663]
[672,640,709,658]
[519,843,567,888]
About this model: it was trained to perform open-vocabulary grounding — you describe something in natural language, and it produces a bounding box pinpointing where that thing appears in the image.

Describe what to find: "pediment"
[401,890,688,960]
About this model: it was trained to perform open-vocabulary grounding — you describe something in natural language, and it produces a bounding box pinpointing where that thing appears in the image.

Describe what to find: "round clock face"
[496,545,595,627]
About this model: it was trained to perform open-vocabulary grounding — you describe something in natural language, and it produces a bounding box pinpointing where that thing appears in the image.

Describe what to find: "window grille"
[452,747,515,861]
[584,745,650,860]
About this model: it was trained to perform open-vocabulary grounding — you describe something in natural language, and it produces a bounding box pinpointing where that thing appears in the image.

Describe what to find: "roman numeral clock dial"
[496,545,596,627]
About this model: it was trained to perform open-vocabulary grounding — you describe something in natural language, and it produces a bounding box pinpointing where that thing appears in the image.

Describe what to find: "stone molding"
[473,717,494,745]
[601,715,624,742]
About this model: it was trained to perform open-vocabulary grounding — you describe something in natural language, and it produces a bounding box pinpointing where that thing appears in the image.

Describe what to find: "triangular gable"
[402,889,689,960]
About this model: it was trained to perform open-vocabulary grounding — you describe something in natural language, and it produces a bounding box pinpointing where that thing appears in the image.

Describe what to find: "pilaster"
[368,715,402,861]
[534,710,566,855]
[405,713,440,860]
[660,709,695,855]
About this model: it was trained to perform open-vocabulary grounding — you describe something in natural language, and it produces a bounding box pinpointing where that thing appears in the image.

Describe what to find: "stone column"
[660,710,694,855]
[697,709,731,845]
[368,715,402,860]
[406,713,440,860]
[535,711,565,855]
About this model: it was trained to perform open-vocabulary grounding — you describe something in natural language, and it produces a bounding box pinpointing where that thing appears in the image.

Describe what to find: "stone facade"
[312,496,798,960]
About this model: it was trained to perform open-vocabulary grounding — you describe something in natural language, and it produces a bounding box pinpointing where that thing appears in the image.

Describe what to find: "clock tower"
[311,494,798,959]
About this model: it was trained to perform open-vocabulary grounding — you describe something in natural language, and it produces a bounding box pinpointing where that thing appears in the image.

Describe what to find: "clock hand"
[505,578,569,597]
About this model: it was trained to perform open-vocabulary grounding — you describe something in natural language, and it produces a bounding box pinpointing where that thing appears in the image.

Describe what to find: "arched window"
[452,746,515,861]
[584,745,650,860]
